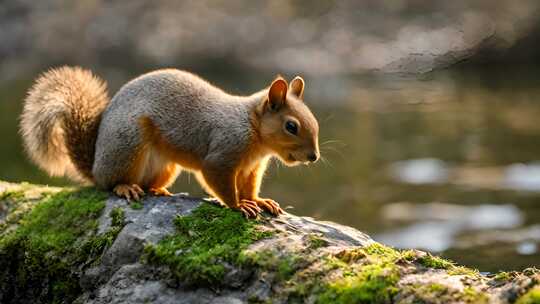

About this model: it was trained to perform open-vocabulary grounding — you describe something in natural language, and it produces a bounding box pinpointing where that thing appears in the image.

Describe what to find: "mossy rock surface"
[0,181,539,304]
[0,182,122,303]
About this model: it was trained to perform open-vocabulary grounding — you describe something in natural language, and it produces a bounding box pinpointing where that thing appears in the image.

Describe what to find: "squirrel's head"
[256,76,319,166]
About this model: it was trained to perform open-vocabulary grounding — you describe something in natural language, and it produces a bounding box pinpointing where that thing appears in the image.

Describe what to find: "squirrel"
[20,66,320,218]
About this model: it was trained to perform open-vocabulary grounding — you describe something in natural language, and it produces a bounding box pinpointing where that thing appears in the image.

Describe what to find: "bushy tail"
[20,66,109,183]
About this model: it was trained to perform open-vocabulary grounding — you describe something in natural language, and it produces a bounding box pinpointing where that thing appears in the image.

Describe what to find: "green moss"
[493,271,515,283]
[0,189,25,201]
[399,249,418,262]
[0,187,31,218]
[302,244,479,304]
[362,243,397,257]
[130,201,143,210]
[417,253,455,269]
[336,243,400,265]
[493,271,511,281]
[402,282,449,302]
[316,263,400,304]
[336,248,366,263]
[401,282,488,304]
[0,191,28,234]
[277,255,304,281]
[387,247,477,277]
[355,243,401,264]
[83,207,127,262]
[268,242,480,303]
[461,286,489,304]
[314,244,402,303]
[143,203,274,286]
[0,188,106,253]
[287,281,314,300]
[517,287,540,304]
[430,283,448,293]
[244,249,306,282]
[248,296,273,304]
[308,234,329,249]
[280,254,342,301]
[110,207,125,227]
[0,187,119,303]
[279,244,403,302]
[327,254,353,269]
[523,268,540,276]
[447,266,480,277]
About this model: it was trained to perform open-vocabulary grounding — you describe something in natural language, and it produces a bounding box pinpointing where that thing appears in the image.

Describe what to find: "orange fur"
[202,166,239,208]
[150,162,180,189]
[237,160,268,200]
[236,113,268,200]
[138,114,271,207]
[139,116,202,171]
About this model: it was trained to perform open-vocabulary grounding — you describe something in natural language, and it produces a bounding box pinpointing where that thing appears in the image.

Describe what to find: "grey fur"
[93,69,263,189]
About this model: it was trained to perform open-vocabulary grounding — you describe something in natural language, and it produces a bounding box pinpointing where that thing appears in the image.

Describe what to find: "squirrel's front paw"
[113,184,145,202]
[254,198,284,216]
[237,199,263,218]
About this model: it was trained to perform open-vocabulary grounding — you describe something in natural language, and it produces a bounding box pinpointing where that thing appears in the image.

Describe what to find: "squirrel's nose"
[307,152,319,163]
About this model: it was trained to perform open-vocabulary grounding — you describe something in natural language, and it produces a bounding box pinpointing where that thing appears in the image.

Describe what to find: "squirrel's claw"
[113,184,145,202]
[238,199,263,218]
[130,184,145,201]
[149,187,173,196]
[255,198,284,216]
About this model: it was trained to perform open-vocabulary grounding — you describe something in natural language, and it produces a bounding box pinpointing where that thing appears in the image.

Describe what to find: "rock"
[0,180,539,304]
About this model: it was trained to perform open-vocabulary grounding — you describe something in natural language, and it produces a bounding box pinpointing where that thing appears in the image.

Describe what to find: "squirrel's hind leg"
[148,162,181,196]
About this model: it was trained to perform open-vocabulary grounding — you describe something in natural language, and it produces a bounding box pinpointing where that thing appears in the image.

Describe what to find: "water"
[1,68,540,272]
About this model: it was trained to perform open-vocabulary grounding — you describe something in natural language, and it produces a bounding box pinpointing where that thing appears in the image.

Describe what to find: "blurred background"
[1,0,540,272]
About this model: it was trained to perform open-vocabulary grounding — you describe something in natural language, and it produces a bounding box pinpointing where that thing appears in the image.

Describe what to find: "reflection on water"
[391,159,540,192]
[517,241,538,255]
[455,224,540,251]
[375,202,523,252]
[504,163,540,191]
[389,158,449,184]
[1,69,540,271]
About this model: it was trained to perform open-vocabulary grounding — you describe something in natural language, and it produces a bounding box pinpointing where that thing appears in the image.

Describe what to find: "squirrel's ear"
[267,78,288,112]
[289,76,305,99]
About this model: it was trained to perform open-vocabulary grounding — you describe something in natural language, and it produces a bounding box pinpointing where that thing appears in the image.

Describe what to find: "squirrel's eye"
[285,120,298,135]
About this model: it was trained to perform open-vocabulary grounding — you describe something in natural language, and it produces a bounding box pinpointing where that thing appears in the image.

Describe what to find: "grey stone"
[2,181,537,304]
[77,192,374,304]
